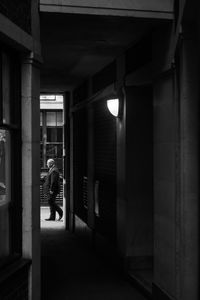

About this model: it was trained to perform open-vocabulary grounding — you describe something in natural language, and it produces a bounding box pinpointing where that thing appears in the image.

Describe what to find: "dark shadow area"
[41,228,149,300]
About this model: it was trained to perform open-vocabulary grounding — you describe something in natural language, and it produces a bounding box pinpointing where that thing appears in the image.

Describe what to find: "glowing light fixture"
[107,98,119,117]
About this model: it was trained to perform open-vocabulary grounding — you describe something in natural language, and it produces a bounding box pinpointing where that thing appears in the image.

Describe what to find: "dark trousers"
[47,193,63,220]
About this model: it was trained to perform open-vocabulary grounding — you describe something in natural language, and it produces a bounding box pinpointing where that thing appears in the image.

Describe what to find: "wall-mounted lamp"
[107,98,119,117]
[106,88,124,118]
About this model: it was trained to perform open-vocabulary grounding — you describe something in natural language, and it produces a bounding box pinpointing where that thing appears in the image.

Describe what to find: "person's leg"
[54,202,63,220]
[46,194,56,220]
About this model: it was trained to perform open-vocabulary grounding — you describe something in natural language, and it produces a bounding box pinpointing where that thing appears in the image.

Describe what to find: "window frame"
[0,45,22,266]
[40,109,63,170]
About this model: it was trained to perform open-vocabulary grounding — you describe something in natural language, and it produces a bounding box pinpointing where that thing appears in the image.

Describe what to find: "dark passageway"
[0,2,199,300]
[41,227,148,300]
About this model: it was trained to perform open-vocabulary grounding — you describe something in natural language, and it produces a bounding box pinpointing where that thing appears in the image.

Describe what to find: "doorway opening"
[39,94,64,228]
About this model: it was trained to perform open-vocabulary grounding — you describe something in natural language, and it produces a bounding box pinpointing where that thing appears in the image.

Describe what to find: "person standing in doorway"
[43,158,63,221]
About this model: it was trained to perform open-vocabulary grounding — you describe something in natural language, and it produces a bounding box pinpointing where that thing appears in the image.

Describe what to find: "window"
[0,47,22,265]
[46,111,56,127]
[40,110,63,170]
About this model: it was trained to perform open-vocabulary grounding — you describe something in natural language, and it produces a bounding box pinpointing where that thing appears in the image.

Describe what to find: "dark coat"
[43,166,60,195]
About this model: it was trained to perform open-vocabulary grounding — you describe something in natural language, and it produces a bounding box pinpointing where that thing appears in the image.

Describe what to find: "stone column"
[21,53,41,300]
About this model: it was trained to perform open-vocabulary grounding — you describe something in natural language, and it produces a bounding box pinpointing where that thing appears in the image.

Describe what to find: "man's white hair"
[47,159,55,166]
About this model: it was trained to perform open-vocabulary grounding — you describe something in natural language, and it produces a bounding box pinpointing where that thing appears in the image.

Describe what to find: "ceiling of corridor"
[40,12,159,92]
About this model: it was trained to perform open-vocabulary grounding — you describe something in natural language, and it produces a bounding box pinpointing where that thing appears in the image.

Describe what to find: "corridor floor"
[41,209,148,300]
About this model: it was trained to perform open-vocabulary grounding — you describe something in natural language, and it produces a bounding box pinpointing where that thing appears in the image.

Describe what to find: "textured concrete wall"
[153,21,200,300]
[179,27,199,300]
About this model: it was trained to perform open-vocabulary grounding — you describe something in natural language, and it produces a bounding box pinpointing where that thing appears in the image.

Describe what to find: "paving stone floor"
[41,207,148,300]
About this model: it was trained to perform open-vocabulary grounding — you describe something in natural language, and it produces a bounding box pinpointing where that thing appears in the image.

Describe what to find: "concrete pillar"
[116,53,153,269]
[153,70,178,298]
[69,92,75,231]
[179,26,199,300]
[21,53,41,300]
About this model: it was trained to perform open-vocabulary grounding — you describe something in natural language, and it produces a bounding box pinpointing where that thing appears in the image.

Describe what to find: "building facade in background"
[40,95,63,205]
